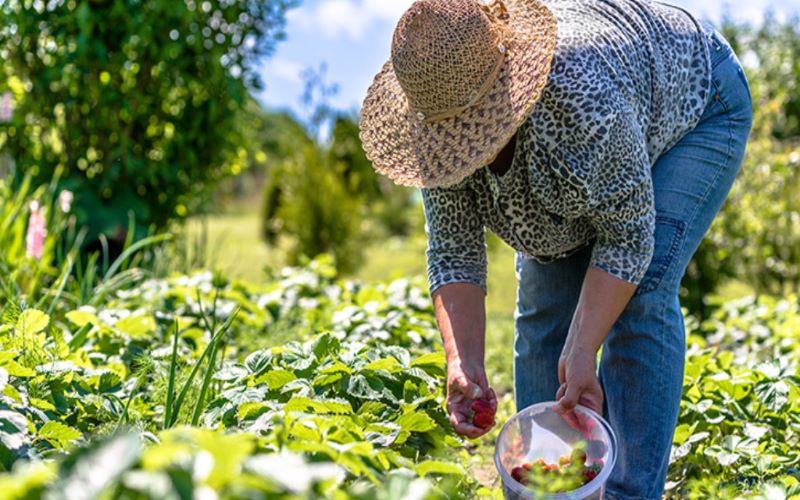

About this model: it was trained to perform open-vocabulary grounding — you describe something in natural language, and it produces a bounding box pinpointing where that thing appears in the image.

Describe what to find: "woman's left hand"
[552,343,604,416]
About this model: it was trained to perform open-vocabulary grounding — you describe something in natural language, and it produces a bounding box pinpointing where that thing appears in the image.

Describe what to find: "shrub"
[682,17,800,316]
[0,0,297,249]
[263,143,365,273]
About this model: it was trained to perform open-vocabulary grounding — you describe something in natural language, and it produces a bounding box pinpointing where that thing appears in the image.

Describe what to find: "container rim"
[493,402,619,499]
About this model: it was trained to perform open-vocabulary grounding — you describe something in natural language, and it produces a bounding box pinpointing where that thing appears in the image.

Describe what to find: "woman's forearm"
[432,282,487,368]
[567,266,637,354]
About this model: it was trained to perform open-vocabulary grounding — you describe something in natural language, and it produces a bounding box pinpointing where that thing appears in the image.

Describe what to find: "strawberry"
[511,466,526,484]
[471,399,493,414]
[582,468,599,482]
[470,399,495,429]
[472,411,495,428]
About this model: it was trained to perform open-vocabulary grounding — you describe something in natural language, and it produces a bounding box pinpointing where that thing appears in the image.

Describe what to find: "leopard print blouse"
[421,0,712,295]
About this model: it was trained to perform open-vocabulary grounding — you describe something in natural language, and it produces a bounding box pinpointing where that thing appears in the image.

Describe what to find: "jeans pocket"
[636,216,687,295]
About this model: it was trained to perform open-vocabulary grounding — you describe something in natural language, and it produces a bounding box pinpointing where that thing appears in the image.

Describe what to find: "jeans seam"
[663,92,736,288]
[635,217,686,295]
[648,293,670,498]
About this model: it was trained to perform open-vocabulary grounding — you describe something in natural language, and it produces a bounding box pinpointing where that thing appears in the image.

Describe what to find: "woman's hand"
[551,266,637,416]
[553,343,603,416]
[446,360,498,439]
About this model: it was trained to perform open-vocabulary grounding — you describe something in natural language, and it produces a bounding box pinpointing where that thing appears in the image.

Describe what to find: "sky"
[256,0,800,123]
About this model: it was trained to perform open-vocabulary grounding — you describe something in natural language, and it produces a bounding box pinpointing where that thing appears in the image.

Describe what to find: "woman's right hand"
[445,360,497,439]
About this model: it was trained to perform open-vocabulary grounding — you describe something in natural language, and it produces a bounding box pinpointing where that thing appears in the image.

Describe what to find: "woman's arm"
[553,266,636,415]
[433,282,497,439]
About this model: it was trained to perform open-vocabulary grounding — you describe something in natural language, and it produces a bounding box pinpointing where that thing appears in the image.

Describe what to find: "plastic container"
[494,402,618,500]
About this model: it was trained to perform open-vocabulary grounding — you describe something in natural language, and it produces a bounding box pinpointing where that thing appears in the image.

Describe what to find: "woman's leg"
[514,244,592,411]
[602,26,754,500]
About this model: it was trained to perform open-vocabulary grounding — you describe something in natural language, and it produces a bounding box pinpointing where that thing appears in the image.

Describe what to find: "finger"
[555,383,566,401]
[579,391,604,416]
[557,356,567,385]
[553,383,581,415]
[453,421,488,439]
[487,388,499,412]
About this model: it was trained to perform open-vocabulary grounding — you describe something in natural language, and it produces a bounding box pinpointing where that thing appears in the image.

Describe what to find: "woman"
[359,0,752,497]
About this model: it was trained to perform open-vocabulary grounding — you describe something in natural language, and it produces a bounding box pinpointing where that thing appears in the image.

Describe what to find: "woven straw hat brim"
[359,0,558,189]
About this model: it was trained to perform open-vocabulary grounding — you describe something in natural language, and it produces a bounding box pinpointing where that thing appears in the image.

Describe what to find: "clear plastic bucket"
[493,402,618,499]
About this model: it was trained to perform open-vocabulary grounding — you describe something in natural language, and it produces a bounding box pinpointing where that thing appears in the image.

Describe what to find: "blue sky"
[257,0,800,122]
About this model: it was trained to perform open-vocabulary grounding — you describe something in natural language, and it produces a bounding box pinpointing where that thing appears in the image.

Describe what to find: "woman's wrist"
[446,351,485,374]
[564,324,603,358]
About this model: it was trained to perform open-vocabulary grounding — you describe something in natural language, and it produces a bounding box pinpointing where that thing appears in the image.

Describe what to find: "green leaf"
[415,460,464,477]
[347,374,383,401]
[65,310,98,328]
[395,411,436,433]
[68,323,92,352]
[284,397,352,415]
[310,333,340,360]
[0,410,29,450]
[38,421,82,449]
[755,380,790,412]
[244,350,272,375]
[361,357,400,372]
[409,352,445,368]
[115,315,157,339]
[257,369,297,390]
[1,360,35,378]
[237,402,270,421]
[16,309,50,336]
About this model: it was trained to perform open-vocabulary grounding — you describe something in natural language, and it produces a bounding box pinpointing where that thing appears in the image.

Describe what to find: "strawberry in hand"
[471,398,496,429]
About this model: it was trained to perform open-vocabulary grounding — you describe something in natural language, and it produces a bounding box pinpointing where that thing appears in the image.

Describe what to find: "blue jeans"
[512,22,753,499]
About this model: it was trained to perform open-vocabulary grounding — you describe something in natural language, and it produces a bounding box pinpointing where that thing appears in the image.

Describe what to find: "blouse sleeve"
[420,184,488,296]
[584,109,656,285]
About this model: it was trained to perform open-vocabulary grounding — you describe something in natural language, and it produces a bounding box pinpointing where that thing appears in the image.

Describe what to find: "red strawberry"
[511,466,526,484]
[582,468,599,482]
[473,411,495,428]
[471,399,493,414]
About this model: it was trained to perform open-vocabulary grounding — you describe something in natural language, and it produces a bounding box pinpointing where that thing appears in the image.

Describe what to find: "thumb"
[553,383,580,415]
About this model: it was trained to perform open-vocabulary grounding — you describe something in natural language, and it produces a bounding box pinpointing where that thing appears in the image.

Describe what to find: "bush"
[682,16,800,316]
[262,113,416,274]
[0,0,297,249]
[263,143,365,273]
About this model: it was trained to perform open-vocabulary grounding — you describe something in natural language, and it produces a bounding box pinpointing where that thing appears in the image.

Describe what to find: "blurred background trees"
[0,0,297,256]
[681,12,800,316]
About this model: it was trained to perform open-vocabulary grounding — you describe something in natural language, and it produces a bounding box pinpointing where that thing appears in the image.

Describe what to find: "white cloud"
[263,57,305,84]
[292,0,416,41]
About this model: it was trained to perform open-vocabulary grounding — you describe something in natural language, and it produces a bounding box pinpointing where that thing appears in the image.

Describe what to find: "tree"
[0,0,298,253]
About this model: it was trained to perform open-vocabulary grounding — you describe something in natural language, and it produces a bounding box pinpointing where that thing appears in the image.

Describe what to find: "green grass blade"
[164,320,180,430]
[190,337,220,426]
[102,233,172,283]
[114,378,141,435]
[43,255,74,315]
[67,323,92,352]
[167,309,239,428]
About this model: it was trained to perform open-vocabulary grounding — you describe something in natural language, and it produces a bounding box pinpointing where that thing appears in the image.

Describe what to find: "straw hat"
[359,0,558,189]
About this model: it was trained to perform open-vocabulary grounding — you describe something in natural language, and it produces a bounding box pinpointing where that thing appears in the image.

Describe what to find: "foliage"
[1,179,799,498]
[261,113,417,274]
[262,143,366,273]
[682,16,800,316]
[666,296,800,498]
[0,255,478,497]
[0,0,297,248]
